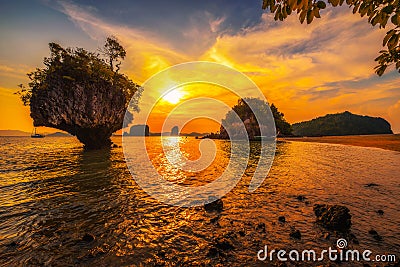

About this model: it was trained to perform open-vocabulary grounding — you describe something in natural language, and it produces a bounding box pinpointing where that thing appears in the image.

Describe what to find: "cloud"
[57,1,190,82]
[0,64,31,78]
[210,16,226,33]
[199,6,400,128]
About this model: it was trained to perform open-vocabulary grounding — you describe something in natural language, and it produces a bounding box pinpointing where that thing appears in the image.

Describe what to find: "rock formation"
[204,98,286,140]
[19,39,141,149]
[313,204,352,231]
[30,81,135,149]
[293,111,393,136]
[170,126,179,136]
[128,124,150,136]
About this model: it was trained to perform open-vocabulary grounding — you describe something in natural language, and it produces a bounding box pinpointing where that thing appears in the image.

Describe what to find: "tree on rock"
[270,103,292,136]
[218,98,292,139]
[101,36,126,73]
[16,37,142,149]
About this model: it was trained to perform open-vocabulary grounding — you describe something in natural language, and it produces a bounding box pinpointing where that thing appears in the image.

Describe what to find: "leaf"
[301,0,309,9]
[391,14,399,26]
[262,0,269,9]
[330,0,340,7]
[282,5,288,18]
[314,7,321,18]
[297,0,303,8]
[274,5,281,20]
[316,1,326,9]
[367,6,372,17]
[289,0,297,10]
[368,10,378,22]
[387,33,399,50]
[299,10,307,23]
[381,14,389,28]
[352,2,361,14]
[371,14,380,26]
[307,9,314,24]
[375,65,387,76]
[274,10,279,20]
[287,5,292,15]
[382,5,394,14]
[360,3,368,17]
[383,30,396,46]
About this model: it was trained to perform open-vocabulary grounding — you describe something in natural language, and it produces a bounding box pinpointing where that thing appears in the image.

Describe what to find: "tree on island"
[16,37,142,149]
[208,98,292,139]
[270,103,293,135]
[261,0,400,75]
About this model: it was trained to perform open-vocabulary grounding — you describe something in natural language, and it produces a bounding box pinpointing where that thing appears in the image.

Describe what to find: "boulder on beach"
[289,229,301,239]
[368,229,383,241]
[207,232,235,259]
[82,233,95,242]
[313,204,352,231]
[204,198,224,213]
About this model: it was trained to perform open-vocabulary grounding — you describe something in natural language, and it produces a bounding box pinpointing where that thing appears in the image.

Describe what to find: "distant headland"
[292,111,393,137]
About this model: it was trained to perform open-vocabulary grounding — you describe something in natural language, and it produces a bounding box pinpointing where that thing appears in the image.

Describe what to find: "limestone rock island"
[17,37,142,149]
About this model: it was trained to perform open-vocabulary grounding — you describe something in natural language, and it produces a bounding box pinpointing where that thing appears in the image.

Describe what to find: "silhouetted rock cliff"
[127,124,149,136]
[30,81,133,149]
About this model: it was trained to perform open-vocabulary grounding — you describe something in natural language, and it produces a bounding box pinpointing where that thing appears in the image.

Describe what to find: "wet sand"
[281,134,400,152]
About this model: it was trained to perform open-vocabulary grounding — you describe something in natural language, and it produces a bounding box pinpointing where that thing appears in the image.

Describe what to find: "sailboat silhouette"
[31,127,45,138]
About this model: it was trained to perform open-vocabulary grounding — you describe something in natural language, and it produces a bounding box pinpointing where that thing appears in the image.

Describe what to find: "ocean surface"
[0,136,399,266]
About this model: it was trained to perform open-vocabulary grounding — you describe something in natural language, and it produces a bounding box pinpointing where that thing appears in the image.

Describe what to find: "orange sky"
[1,2,400,134]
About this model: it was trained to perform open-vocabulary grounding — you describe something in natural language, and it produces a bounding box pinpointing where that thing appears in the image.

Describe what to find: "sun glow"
[162,89,185,104]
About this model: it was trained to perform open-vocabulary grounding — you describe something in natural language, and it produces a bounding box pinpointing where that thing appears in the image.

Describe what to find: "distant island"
[123,124,209,137]
[170,126,179,136]
[0,130,74,137]
[292,111,393,137]
[125,125,150,136]
[0,130,30,136]
[46,132,72,137]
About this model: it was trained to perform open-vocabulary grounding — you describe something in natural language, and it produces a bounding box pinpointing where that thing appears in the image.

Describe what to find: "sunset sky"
[1,0,400,133]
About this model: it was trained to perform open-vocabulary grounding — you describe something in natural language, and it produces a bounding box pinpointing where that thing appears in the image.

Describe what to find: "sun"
[162,89,184,104]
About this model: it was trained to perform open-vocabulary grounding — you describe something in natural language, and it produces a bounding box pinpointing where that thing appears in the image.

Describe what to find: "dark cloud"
[60,0,265,53]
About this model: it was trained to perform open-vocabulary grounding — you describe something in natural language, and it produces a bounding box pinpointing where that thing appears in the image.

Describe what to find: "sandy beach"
[281,134,400,152]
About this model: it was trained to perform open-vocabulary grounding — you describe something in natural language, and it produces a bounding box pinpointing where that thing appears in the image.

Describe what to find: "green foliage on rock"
[262,0,400,75]
[16,37,142,149]
[270,103,293,136]
[216,98,292,139]
[292,111,393,136]
[18,39,139,109]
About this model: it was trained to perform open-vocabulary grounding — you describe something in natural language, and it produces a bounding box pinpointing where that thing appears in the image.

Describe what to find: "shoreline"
[281,134,400,152]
